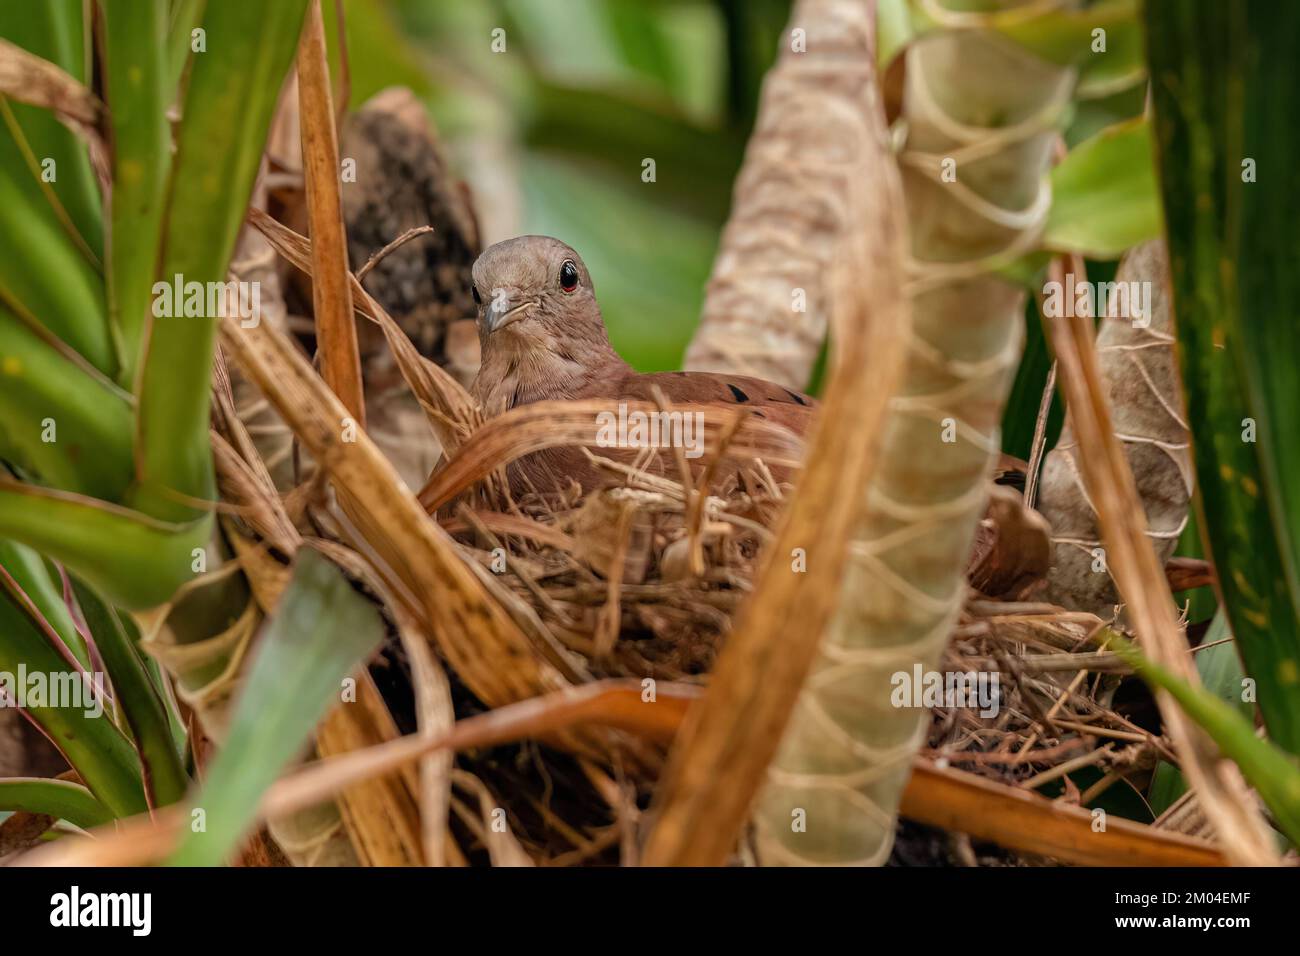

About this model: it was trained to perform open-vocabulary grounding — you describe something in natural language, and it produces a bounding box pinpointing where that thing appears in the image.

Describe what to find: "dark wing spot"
[727,384,750,403]
[994,468,1026,492]
[785,389,808,406]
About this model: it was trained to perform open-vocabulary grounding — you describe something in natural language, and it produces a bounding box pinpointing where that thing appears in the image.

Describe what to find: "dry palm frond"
[297,0,363,423]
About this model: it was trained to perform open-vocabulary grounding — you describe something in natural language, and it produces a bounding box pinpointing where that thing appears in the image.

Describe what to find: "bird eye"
[471,284,481,305]
[559,259,579,293]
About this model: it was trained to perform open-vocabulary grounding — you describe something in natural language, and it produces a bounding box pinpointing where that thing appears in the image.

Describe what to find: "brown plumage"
[469,236,816,495]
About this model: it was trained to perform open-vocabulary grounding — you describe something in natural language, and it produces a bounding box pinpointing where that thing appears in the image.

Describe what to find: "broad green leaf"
[131,0,308,523]
[0,539,87,668]
[1075,17,1144,100]
[1147,0,1300,753]
[103,0,172,385]
[0,4,110,374]
[878,0,913,69]
[0,148,110,373]
[507,0,653,93]
[0,778,114,830]
[1042,116,1160,259]
[0,304,134,500]
[0,573,146,818]
[0,481,210,610]
[0,1,103,261]
[1116,636,1300,847]
[906,0,1140,72]
[72,577,189,807]
[167,0,207,91]
[1064,80,1146,148]
[169,548,384,867]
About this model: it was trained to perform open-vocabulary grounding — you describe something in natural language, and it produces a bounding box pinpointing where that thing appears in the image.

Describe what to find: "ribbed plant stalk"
[752,22,1074,864]
[685,0,875,390]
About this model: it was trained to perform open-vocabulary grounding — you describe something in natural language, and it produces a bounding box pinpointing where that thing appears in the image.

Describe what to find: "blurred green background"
[328,0,794,372]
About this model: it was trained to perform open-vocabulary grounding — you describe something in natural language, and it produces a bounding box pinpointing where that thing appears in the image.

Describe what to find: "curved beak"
[486,298,537,334]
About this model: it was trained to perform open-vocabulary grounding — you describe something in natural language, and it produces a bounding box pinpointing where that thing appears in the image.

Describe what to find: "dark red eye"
[471,284,481,305]
[559,259,579,293]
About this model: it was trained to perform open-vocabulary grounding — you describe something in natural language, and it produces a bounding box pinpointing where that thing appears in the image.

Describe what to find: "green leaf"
[906,0,1140,72]
[168,548,384,867]
[0,481,210,610]
[0,145,110,374]
[167,0,207,91]
[72,577,189,807]
[1075,19,1144,100]
[131,0,308,523]
[0,571,146,819]
[0,539,87,668]
[0,4,111,374]
[1115,636,1300,847]
[1042,115,1160,259]
[1064,80,1147,148]
[0,1,103,261]
[102,0,172,385]
[878,0,914,69]
[0,778,114,830]
[1147,0,1300,754]
[0,303,135,501]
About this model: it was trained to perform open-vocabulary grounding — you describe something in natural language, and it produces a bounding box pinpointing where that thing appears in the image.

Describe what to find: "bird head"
[470,236,608,357]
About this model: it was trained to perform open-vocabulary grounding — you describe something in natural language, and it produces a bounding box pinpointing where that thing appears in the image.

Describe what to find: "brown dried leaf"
[297,0,363,422]
[900,760,1227,867]
[0,38,102,128]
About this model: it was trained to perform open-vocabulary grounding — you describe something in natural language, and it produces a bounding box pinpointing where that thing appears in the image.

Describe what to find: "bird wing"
[614,370,817,436]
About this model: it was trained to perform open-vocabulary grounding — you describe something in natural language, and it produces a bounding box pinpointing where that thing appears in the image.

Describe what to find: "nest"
[387,445,1177,864]
[395,451,793,863]
[445,459,790,681]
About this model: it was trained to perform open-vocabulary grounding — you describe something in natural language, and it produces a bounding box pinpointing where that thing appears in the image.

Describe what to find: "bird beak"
[486,299,537,334]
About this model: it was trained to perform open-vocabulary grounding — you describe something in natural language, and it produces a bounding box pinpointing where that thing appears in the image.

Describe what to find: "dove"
[469,236,816,495]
